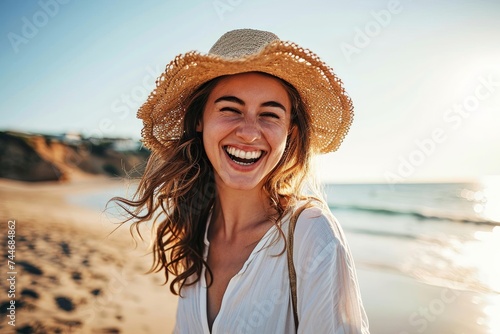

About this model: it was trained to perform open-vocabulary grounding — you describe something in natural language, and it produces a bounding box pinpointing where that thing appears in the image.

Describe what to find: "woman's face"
[198,72,292,192]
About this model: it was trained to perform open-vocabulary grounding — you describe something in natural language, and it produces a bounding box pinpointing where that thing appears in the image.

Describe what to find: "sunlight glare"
[481,296,500,334]
[469,226,500,293]
[480,176,500,223]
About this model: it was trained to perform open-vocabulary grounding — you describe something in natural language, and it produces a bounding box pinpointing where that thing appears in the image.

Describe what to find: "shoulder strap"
[287,213,299,330]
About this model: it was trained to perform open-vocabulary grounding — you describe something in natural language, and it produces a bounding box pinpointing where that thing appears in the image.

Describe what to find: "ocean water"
[326,182,500,227]
[324,181,500,296]
[70,180,500,295]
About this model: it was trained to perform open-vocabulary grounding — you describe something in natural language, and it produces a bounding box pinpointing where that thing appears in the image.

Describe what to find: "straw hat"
[138,28,353,154]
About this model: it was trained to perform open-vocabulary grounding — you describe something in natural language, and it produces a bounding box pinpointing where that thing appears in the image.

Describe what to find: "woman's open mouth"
[224,146,264,166]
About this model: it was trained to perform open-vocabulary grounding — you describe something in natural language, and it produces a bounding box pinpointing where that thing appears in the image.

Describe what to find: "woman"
[116,29,369,333]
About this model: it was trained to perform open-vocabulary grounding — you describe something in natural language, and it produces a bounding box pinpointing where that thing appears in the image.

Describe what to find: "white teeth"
[225,146,262,160]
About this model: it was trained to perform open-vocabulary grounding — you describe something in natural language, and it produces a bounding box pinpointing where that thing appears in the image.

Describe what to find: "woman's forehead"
[207,72,291,107]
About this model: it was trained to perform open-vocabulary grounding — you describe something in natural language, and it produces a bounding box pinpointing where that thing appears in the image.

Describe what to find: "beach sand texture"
[0,178,177,333]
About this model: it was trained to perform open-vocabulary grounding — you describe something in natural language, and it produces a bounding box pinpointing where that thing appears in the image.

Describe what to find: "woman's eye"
[261,112,280,119]
[220,107,241,114]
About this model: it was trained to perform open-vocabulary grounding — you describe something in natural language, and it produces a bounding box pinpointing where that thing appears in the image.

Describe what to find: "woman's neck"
[210,182,274,243]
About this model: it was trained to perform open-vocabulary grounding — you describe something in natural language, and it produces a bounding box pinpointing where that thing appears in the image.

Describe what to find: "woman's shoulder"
[292,202,345,247]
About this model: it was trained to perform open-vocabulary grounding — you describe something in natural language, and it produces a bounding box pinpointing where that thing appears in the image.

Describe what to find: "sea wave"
[330,203,500,226]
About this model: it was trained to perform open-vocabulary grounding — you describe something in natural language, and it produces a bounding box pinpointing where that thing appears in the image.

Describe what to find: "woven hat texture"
[138,28,353,154]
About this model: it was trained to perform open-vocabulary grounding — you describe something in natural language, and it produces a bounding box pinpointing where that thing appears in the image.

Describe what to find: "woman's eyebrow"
[261,101,286,112]
[215,95,286,112]
[214,95,245,105]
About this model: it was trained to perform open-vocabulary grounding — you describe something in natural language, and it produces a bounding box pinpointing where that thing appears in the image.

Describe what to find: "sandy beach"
[1,177,499,333]
[0,177,177,333]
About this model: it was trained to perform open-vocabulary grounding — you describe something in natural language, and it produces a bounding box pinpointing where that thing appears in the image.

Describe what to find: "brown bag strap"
[287,205,308,330]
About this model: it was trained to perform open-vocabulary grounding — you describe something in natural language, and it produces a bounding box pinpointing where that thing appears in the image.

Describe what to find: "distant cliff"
[0,131,150,182]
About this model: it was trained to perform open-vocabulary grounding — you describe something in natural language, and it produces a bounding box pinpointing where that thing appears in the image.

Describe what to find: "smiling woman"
[112,29,369,333]
[199,73,292,191]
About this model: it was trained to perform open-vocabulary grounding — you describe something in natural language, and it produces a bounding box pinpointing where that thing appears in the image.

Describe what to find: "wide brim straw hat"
[138,28,353,154]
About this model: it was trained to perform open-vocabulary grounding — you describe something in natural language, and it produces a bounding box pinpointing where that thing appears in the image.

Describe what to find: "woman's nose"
[235,120,261,143]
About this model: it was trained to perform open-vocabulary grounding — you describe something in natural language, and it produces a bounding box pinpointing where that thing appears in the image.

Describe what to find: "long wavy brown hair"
[112,72,317,295]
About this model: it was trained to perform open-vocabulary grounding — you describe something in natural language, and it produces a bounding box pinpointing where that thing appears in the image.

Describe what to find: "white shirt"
[174,205,370,333]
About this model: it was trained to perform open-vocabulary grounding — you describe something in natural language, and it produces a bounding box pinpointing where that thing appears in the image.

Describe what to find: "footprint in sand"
[17,261,43,275]
[19,289,40,312]
[55,296,75,312]
[21,288,40,299]
[91,288,102,296]
[60,241,71,256]
[82,257,91,267]
[72,271,82,283]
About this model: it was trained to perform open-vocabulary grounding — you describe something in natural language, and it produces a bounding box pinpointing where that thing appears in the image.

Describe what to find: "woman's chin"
[215,173,264,192]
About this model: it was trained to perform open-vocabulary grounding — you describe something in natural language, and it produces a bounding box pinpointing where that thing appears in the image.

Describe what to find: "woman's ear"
[196,119,203,132]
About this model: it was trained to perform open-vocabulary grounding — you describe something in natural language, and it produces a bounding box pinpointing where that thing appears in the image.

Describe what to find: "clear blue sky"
[1,0,499,182]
